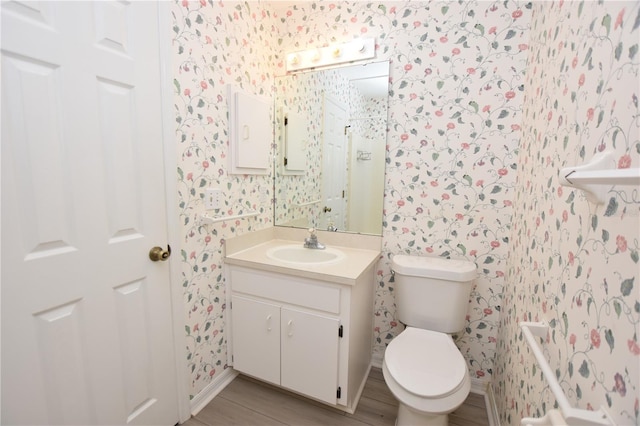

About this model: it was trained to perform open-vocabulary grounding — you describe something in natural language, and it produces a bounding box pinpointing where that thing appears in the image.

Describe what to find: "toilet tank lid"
[392,255,476,282]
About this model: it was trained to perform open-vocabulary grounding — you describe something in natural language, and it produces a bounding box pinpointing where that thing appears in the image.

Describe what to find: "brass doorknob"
[149,245,171,262]
[323,206,332,213]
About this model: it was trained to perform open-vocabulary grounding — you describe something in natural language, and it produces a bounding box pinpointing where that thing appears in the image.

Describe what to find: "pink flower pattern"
[171,2,639,424]
[494,2,639,425]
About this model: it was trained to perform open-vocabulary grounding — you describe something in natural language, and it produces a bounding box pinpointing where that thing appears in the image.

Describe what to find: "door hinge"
[342,190,345,198]
[284,157,288,166]
[338,325,343,338]
[344,125,350,135]
[337,387,342,399]
[284,116,288,126]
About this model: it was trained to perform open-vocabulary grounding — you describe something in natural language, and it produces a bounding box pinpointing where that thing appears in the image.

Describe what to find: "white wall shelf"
[559,150,640,204]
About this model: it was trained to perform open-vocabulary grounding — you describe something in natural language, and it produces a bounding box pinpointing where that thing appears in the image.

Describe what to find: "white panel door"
[1,2,179,425]
[281,307,340,405]
[322,96,348,230]
[231,295,281,385]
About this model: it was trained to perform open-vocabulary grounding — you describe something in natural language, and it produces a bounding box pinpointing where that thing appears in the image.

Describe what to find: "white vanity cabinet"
[228,264,374,413]
[231,295,340,404]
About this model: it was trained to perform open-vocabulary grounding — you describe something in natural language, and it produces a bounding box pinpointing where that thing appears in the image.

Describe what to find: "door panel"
[281,307,340,405]
[322,96,348,230]
[114,279,158,423]
[33,300,94,424]
[1,51,77,260]
[231,295,281,385]
[1,2,178,425]
[97,77,144,243]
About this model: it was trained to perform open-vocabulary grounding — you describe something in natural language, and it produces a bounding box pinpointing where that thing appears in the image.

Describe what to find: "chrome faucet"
[304,228,325,249]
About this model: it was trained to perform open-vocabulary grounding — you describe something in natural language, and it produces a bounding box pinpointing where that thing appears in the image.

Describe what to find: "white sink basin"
[266,244,345,265]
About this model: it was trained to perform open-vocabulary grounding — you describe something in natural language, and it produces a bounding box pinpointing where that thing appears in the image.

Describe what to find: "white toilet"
[382,255,477,426]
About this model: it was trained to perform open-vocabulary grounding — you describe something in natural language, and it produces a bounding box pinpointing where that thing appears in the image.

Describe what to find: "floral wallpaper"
[271,0,531,387]
[494,1,640,425]
[171,1,276,398]
[172,3,638,424]
[173,0,531,400]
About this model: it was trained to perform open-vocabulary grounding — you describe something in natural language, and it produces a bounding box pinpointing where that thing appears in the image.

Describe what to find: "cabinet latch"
[338,325,343,338]
[337,387,341,399]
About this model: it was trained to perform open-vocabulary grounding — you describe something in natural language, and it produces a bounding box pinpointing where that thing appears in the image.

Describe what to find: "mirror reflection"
[274,61,389,235]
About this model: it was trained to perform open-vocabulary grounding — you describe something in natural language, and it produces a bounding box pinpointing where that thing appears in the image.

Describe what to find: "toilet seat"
[384,327,466,398]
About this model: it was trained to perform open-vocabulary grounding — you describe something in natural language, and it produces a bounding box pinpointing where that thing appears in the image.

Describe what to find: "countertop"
[225,238,381,285]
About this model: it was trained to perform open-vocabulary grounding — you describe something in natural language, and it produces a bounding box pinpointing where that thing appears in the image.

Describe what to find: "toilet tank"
[392,255,476,333]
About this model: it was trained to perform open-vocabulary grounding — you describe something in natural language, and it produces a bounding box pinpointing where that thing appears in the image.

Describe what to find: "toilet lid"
[385,327,467,398]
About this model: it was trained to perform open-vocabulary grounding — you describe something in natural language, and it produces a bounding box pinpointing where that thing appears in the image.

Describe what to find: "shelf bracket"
[559,150,640,204]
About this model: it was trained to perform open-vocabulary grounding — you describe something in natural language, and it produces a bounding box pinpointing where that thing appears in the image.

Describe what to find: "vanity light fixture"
[287,53,300,66]
[285,38,375,73]
[310,49,321,63]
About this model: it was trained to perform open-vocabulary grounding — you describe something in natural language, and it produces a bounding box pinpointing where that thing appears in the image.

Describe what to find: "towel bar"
[200,211,259,225]
[519,322,615,426]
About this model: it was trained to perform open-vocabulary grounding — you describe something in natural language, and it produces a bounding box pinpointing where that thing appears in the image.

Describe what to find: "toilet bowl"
[382,327,470,426]
[383,255,476,425]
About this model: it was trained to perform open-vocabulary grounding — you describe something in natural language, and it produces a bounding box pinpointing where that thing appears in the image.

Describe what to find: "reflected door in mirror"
[322,95,348,230]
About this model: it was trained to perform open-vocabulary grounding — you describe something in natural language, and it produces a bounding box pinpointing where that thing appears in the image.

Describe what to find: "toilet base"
[396,402,448,426]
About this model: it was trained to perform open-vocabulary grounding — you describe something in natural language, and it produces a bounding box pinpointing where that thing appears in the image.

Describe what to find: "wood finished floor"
[184,368,490,426]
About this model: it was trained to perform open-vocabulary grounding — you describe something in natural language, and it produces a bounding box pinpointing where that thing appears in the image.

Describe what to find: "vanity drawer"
[230,267,341,314]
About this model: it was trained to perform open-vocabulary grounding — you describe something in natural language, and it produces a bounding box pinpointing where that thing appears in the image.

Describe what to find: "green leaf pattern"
[171,3,639,423]
[494,2,639,425]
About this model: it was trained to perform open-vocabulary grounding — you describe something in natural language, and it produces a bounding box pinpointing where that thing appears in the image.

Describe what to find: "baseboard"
[371,352,384,369]
[345,363,373,414]
[190,368,239,416]
[485,382,501,426]
[470,377,488,395]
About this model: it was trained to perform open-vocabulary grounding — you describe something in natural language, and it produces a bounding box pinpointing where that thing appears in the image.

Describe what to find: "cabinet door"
[281,307,340,405]
[231,295,280,385]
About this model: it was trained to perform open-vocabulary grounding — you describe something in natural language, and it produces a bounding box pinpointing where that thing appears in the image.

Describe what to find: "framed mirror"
[274,61,389,235]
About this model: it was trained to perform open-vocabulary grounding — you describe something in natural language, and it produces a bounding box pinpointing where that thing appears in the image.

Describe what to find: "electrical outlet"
[204,188,223,210]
